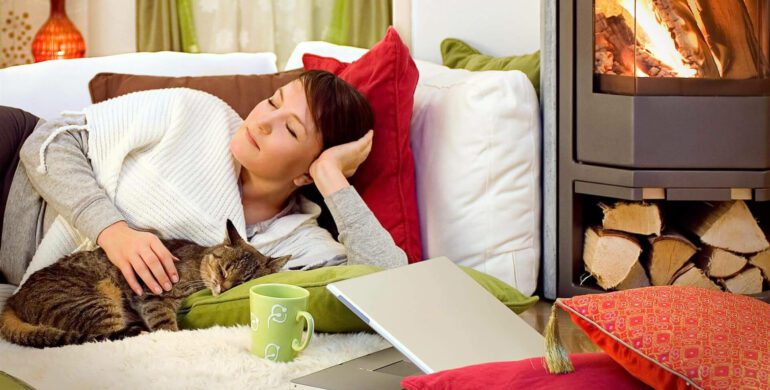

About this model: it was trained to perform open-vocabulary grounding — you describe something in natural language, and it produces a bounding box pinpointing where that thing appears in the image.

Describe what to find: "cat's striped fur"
[0,220,290,348]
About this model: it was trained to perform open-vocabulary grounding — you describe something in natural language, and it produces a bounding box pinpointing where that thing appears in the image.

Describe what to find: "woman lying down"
[0,70,406,348]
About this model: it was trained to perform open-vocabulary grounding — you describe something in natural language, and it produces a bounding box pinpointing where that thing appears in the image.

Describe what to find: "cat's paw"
[150,323,179,332]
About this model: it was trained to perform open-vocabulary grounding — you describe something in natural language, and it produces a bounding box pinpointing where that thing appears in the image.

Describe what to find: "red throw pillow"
[553,286,770,389]
[400,353,649,390]
[302,27,422,263]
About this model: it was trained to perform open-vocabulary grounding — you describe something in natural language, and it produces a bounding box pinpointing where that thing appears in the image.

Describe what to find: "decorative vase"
[31,0,86,62]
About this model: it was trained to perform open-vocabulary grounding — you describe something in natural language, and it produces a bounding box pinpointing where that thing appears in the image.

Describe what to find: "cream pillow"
[286,42,541,295]
[411,61,541,295]
[284,41,367,71]
[0,51,278,120]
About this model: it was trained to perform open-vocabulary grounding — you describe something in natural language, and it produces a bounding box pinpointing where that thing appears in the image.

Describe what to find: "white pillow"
[284,41,367,71]
[286,42,541,295]
[411,61,541,295]
[0,51,278,120]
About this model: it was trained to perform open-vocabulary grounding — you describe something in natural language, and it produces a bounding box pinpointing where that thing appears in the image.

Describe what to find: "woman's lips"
[246,129,260,150]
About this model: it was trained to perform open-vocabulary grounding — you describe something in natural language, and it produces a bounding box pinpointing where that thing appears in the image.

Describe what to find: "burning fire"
[597,0,768,80]
[619,0,697,77]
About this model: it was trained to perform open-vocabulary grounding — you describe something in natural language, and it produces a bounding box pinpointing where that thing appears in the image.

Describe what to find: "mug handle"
[292,310,314,352]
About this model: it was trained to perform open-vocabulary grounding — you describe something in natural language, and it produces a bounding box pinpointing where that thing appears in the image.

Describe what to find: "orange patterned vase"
[31,0,85,62]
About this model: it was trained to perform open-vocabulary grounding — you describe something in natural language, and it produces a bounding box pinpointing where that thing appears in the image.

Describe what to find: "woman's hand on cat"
[308,130,373,196]
[97,221,179,296]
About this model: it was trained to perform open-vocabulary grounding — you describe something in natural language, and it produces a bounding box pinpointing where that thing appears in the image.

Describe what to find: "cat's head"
[201,220,291,296]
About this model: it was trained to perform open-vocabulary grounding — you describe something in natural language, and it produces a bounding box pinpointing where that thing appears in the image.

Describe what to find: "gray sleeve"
[324,186,408,269]
[18,117,125,244]
[0,283,16,312]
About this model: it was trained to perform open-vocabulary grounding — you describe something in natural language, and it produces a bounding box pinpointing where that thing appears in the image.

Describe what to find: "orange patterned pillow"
[547,286,769,390]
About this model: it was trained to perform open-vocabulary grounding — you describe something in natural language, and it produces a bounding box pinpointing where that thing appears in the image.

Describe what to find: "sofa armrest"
[0,51,278,120]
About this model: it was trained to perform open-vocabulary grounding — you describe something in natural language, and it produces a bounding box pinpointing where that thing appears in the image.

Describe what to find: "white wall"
[68,0,136,57]
[394,0,541,64]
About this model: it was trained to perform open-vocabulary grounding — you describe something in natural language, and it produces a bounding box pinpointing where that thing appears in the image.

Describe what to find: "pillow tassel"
[544,300,575,374]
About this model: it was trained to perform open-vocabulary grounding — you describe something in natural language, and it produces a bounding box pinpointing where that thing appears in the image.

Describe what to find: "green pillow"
[0,372,35,390]
[441,38,540,98]
[177,264,538,333]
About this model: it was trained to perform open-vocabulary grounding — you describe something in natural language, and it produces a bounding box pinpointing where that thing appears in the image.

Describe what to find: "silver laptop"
[291,257,545,390]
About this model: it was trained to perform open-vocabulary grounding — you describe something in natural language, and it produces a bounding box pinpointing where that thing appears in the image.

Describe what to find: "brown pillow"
[88,69,304,119]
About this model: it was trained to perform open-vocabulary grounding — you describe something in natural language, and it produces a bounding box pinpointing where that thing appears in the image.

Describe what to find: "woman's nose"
[256,123,271,135]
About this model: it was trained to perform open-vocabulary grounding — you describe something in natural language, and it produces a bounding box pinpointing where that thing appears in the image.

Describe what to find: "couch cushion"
[441,38,541,97]
[88,69,303,119]
[0,52,277,120]
[401,353,650,390]
[177,264,538,333]
[285,42,367,71]
[0,371,34,390]
[410,61,541,295]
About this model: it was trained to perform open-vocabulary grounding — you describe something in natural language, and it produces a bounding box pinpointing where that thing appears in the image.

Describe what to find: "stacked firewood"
[582,200,770,295]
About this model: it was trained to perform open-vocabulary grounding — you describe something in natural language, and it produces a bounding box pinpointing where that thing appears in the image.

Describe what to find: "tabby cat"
[0,220,290,348]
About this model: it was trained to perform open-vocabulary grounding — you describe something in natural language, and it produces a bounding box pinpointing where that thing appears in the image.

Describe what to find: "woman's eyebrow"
[278,87,308,137]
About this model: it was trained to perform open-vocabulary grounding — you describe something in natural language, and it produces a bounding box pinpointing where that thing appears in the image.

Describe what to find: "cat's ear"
[268,255,292,272]
[224,219,244,246]
[292,172,313,187]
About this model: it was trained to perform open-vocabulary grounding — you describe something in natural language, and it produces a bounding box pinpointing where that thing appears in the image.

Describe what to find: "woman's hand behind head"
[308,130,373,196]
[311,129,373,178]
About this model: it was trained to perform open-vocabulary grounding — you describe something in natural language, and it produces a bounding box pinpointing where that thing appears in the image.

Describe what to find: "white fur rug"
[0,326,391,390]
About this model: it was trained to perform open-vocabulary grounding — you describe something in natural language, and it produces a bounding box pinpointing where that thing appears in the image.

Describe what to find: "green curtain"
[324,0,392,49]
[177,0,199,53]
[136,0,198,53]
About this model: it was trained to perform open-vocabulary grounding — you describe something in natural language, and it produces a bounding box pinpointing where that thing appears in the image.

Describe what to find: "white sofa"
[0,48,542,389]
[0,49,541,295]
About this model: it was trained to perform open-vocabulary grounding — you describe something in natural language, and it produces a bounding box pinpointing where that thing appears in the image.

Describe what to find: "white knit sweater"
[18,88,346,288]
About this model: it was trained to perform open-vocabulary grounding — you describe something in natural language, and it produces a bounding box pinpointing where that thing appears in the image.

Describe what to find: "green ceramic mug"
[249,283,315,362]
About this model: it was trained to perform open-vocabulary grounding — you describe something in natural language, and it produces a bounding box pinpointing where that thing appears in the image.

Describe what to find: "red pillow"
[400,353,649,390]
[302,27,422,263]
[553,286,770,389]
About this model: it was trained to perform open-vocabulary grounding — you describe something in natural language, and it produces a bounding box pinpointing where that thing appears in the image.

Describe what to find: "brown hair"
[299,70,374,151]
[297,70,373,239]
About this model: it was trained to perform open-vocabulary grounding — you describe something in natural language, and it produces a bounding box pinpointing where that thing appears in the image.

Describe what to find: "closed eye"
[267,97,297,139]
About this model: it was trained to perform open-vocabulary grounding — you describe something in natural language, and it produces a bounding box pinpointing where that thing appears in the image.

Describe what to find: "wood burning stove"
[548,0,770,299]
[582,0,770,169]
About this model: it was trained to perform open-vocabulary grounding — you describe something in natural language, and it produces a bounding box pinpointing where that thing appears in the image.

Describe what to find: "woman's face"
[230,80,323,186]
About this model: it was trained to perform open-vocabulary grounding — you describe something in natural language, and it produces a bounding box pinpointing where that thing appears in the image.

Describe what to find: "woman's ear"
[293,172,314,187]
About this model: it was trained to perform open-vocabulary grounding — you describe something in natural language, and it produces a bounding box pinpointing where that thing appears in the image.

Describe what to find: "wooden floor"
[519,299,602,354]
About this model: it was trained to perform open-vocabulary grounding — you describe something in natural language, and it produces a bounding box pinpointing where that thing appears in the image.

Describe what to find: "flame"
[619,0,697,77]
